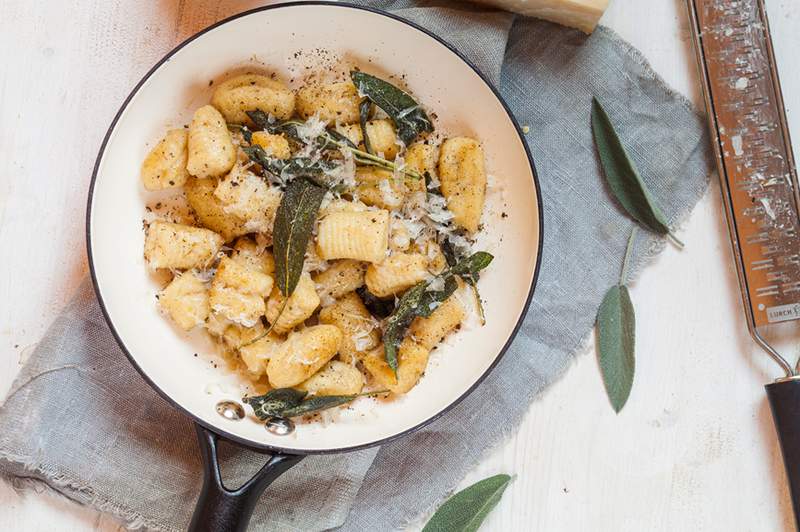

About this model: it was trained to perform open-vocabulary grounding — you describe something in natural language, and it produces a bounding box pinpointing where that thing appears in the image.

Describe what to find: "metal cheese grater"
[686,0,800,525]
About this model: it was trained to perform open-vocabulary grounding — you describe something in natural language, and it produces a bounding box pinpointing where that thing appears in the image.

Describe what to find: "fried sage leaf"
[241,145,339,185]
[439,243,490,324]
[356,286,395,319]
[279,394,359,418]
[244,389,385,419]
[449,251,494,281]
[243,388,307,420]
[591,98,678,242]
[383,277,457,373]
[422,474,512,532]
[383,252,492,371]
[596,284,635,413]
[359,97,374,154]
[351,71,434,145]
[273,178,327,297]
[245,109,273,131]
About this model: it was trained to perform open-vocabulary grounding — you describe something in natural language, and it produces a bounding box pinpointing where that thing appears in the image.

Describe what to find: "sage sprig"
[591,97,683,248]
[383,252,493,372]
[273,178,327,297]
[243,388,387,419]
[596,228,638,412]
[244,110,422,181]
[242,144,340,187]
[351,70,434,145]
[422,474,512,532]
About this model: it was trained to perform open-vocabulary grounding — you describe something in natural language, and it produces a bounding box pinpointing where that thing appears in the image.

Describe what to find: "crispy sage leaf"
[383,252,492,371]
[351,71,434,145]
[450,251,494,280]
[245,109,273,131]
[591,97,671,236]
[279,394,359,418]
[356,286,395,319]
[273,178,327,297]
[243,388,307,420]
[383,277,458,372]
[439,245,490,324]
[359,97,374,154]
[241,145,339,185]
[422,474,512,532]
[596,284,635,413]
[244,389,385,419]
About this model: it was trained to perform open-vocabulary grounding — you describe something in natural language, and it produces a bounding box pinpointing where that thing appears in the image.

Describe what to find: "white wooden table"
[1,0,799,530]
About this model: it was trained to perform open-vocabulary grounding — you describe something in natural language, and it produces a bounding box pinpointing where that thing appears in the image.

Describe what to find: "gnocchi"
[404,142,437,194]
[144,221,223,270]
[159,272,209,330]
[187,105,236,178]
[365,252,429,298]
[313,259,367,306]
[316,209,390,263]
[211,74,295,124]
[362,339,430,395]
[295,81,360,124]
[319,291,380,364]
[338,119,400,159]
[213,166,283,234]
[354,167,406,210]
[267,324,343,388]
[251,131,291,159]
[265,272,321,334]
[141,129,190,190]
[297,360,364,396]
[209,256,274,327]
[438,137,487,233]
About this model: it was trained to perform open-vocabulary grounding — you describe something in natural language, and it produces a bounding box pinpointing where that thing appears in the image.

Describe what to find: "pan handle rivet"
[265,416,294,435]
[215,400,245,421]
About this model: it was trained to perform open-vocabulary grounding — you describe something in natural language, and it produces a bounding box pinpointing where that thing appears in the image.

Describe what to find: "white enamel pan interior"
[87,2,542,454]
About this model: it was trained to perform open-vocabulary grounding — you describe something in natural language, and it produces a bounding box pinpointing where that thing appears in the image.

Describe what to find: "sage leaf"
[449,251,494,280]
[244,389,386,419]
[242,145,340,186]
[323,127,358,150]
[273,178,327,297]
[383,252,492,371]
[591,98,673,238]
[422,474,512,532]
[384,276,458,372]
[596,284,635,413]
[278,394,359,418]
[351,71,434,145]
[243,388,307,420]
[245,109,273,131]
[359,97,374,154]
[356,286,395,319]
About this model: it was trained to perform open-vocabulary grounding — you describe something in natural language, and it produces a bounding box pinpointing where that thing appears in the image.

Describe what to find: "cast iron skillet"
[87,3,543,530]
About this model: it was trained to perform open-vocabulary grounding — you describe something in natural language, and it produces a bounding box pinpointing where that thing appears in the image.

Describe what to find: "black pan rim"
[86,0,544,456]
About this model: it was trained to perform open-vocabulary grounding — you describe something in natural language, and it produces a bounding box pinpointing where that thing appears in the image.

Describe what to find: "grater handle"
[766,378,800,529]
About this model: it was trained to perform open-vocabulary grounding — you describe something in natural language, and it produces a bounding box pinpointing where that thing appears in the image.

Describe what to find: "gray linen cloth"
[0,2,712,531]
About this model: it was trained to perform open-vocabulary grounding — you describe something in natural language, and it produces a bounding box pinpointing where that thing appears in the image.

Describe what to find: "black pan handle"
[766,378,800,530]
[188,423,303,532]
